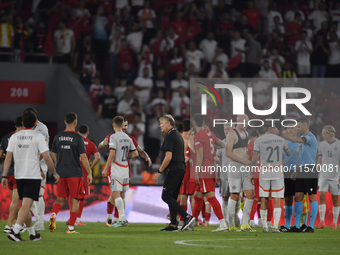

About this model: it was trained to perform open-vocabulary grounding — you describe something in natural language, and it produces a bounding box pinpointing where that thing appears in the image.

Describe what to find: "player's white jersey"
[35,121,49,171]
[254,134,288,180]
[216,139,229,179]
[318,139,340,180]
[109,131,136,178]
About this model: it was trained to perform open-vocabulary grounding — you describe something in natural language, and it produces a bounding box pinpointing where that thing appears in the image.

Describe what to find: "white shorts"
[319,179,340,195]
[111,176,129,192]
[259,178,284,198]
[297,64,310,75]
[228,165,254,194]
[219,178,230,197]
[39,175,46,196]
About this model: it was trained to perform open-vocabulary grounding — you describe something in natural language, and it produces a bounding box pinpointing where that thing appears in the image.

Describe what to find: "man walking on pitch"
[154,114,195,231]
[2,111,59,242]
[102,116,139,227]
[49,112,93,234]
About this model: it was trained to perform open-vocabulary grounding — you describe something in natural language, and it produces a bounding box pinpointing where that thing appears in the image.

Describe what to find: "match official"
[154,114,195,231]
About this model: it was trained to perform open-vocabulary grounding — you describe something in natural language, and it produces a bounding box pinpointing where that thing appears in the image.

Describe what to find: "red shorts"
[7,175,17,190]
[179,167,190,195]
[57,177,85,200]
[187,182,198,195]
[199,178,215,193]
[83,176,90,196]
[254,178,260,199]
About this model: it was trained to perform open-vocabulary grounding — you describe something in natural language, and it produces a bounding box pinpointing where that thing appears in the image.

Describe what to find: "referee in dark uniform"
[154,114,195,231]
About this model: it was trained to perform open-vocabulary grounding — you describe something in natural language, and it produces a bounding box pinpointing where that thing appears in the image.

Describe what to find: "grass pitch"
[1,221,339,255]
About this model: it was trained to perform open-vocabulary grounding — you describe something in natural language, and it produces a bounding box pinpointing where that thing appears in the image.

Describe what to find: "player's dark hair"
[284,120,296,126]
[14,116,23,127]
[23,107,37,115]
[257,121,272,134]
[183,119,191,132]
[113,116,124,127]
[78,124,89,134]
[23,111,37,128]
[193,114,204,127]
[250,130,258,138]
[65,112,77,124]
[297,117,310,127]
[177,123,184,133]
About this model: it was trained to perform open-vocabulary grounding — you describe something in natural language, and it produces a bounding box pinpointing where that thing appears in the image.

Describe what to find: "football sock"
[28,226,36,236]
[309,201,318,228]
[257,203,261,219]
[304,213,308,225]
[13,223,22,235]
[68,226,74,231]
[236,199,241,213]
[192,197,203,219]
[114,207,119,219]
[68,199,72,211]
[294,201,302,228]
[222,200,228,219]
[77,200,84,218]
[333,206,339,225]
[250,199,258,221]
[123,198,126,211]
[260,209,268,229]
[179,205,187,221]
[205,212,211,222]
[36,196,45,225]
[30,202,38,218]
[107,202,114,214]
[227,199,237,227]
[52,203,61,215]
[285,205,293,228]
[267,200,273,222]
[69,212,77,227]
[202,200,206,219]
[319,204,326,222]
[273,208,281,229]
[115,197,126,221]
[207,197,223,220]
[242,199,253,225]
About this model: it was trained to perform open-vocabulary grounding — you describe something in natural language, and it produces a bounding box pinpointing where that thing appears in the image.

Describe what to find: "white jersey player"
[24,108,50,231]
[102,116,138,228]
[316,125,340,230]
[252,125,290,233]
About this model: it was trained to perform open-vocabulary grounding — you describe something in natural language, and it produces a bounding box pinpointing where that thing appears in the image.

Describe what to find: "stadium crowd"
[1,0,340,164]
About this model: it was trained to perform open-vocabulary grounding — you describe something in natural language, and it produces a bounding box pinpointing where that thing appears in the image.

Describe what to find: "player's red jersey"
[189,148,196,183]
[194,129,219,168]
[81,137,99,178]
[179,149,190,195]
[246,139,260,178]
[204,128,217,158]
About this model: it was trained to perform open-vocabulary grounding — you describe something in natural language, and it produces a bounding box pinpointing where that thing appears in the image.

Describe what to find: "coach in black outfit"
[154,114,195,231]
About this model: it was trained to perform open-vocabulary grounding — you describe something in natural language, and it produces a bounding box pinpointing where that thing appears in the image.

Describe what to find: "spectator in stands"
[185,41,206,74]
[229,30,247,75]
[117,89,133,115]
[153,68,169,97]
[0,14,14,61]
[327,31,340,78]
[121,6,135,35]
[308,2,329,33]
[284,0,305,24]
[114,79,128,101]
[259,60,278,79]
[211,45,229,71]
[76,0,91,18]
[302,19,314,42]
[270,16,285,39]
[170,86,190,120]
[279,62,297,81]
[109,25,124,84]
[138,45,153,78]
[77,33,93,66]
[327,21,340,40]
[267,2,283,35]
[242,0,261,32]
[311,34,329,91]
[214,0,231,21]
[285,13,302,54]
[234,14,257,39]
[13,15,28,62]
[33,22,47,54]
[134,67,153,108]
[80,53,96,91]
[127,113,145,149]
[283,47,295,69]
[95,85,118,121]
[169,46,184,80]
[127,22,144,54]
[92,5,108,72]
[330,2,340,23]
[295,30,312,77]
[89,76,104,111]
[268,47,285,77]
[67,8,88,58]
[150,90,168,111]
[170,10,188,42]
[190,2,213,44]
[317,21,329,39]
[199,32,218,68]
[54,19,75,64]
[170,71,189,99]
[138,0,156,45]
[184,63,197,80]
[125,101,146,123]
[216,12,234,50]
[265,30,285,54]
[245,31,262,77]
[160,26,180,54]
[208,61,228,78]
[35,0,59,29]
[146,104,163,163]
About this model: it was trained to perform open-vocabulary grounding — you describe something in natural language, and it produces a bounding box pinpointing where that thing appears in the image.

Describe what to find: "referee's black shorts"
[284,171,295,197]
[16,179,41,201]
[295,165,318,195]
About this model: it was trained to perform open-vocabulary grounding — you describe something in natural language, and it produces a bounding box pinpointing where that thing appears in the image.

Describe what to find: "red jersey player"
[191,114,228,232]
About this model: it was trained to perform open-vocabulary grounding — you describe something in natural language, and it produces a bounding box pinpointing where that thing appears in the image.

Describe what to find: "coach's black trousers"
[161,169,188,225]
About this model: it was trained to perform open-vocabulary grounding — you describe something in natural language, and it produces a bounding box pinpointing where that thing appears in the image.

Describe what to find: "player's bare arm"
[154,151,172,182]
[98,137,108,150]
[268,126,305,143]
[284,148,291,157]
[91,152,101,170]
[137,145,152,166]
[316,154,322,174]
[41,150,60,183]
[127,150,139,159]
[51,152,57,163]
[195,147,203,186]
[0,149,4,159]
[215,139,225,149]
[250,150,260,185]
[102,149,115,177]
[80,153,93,185]
[1,151,13,189]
